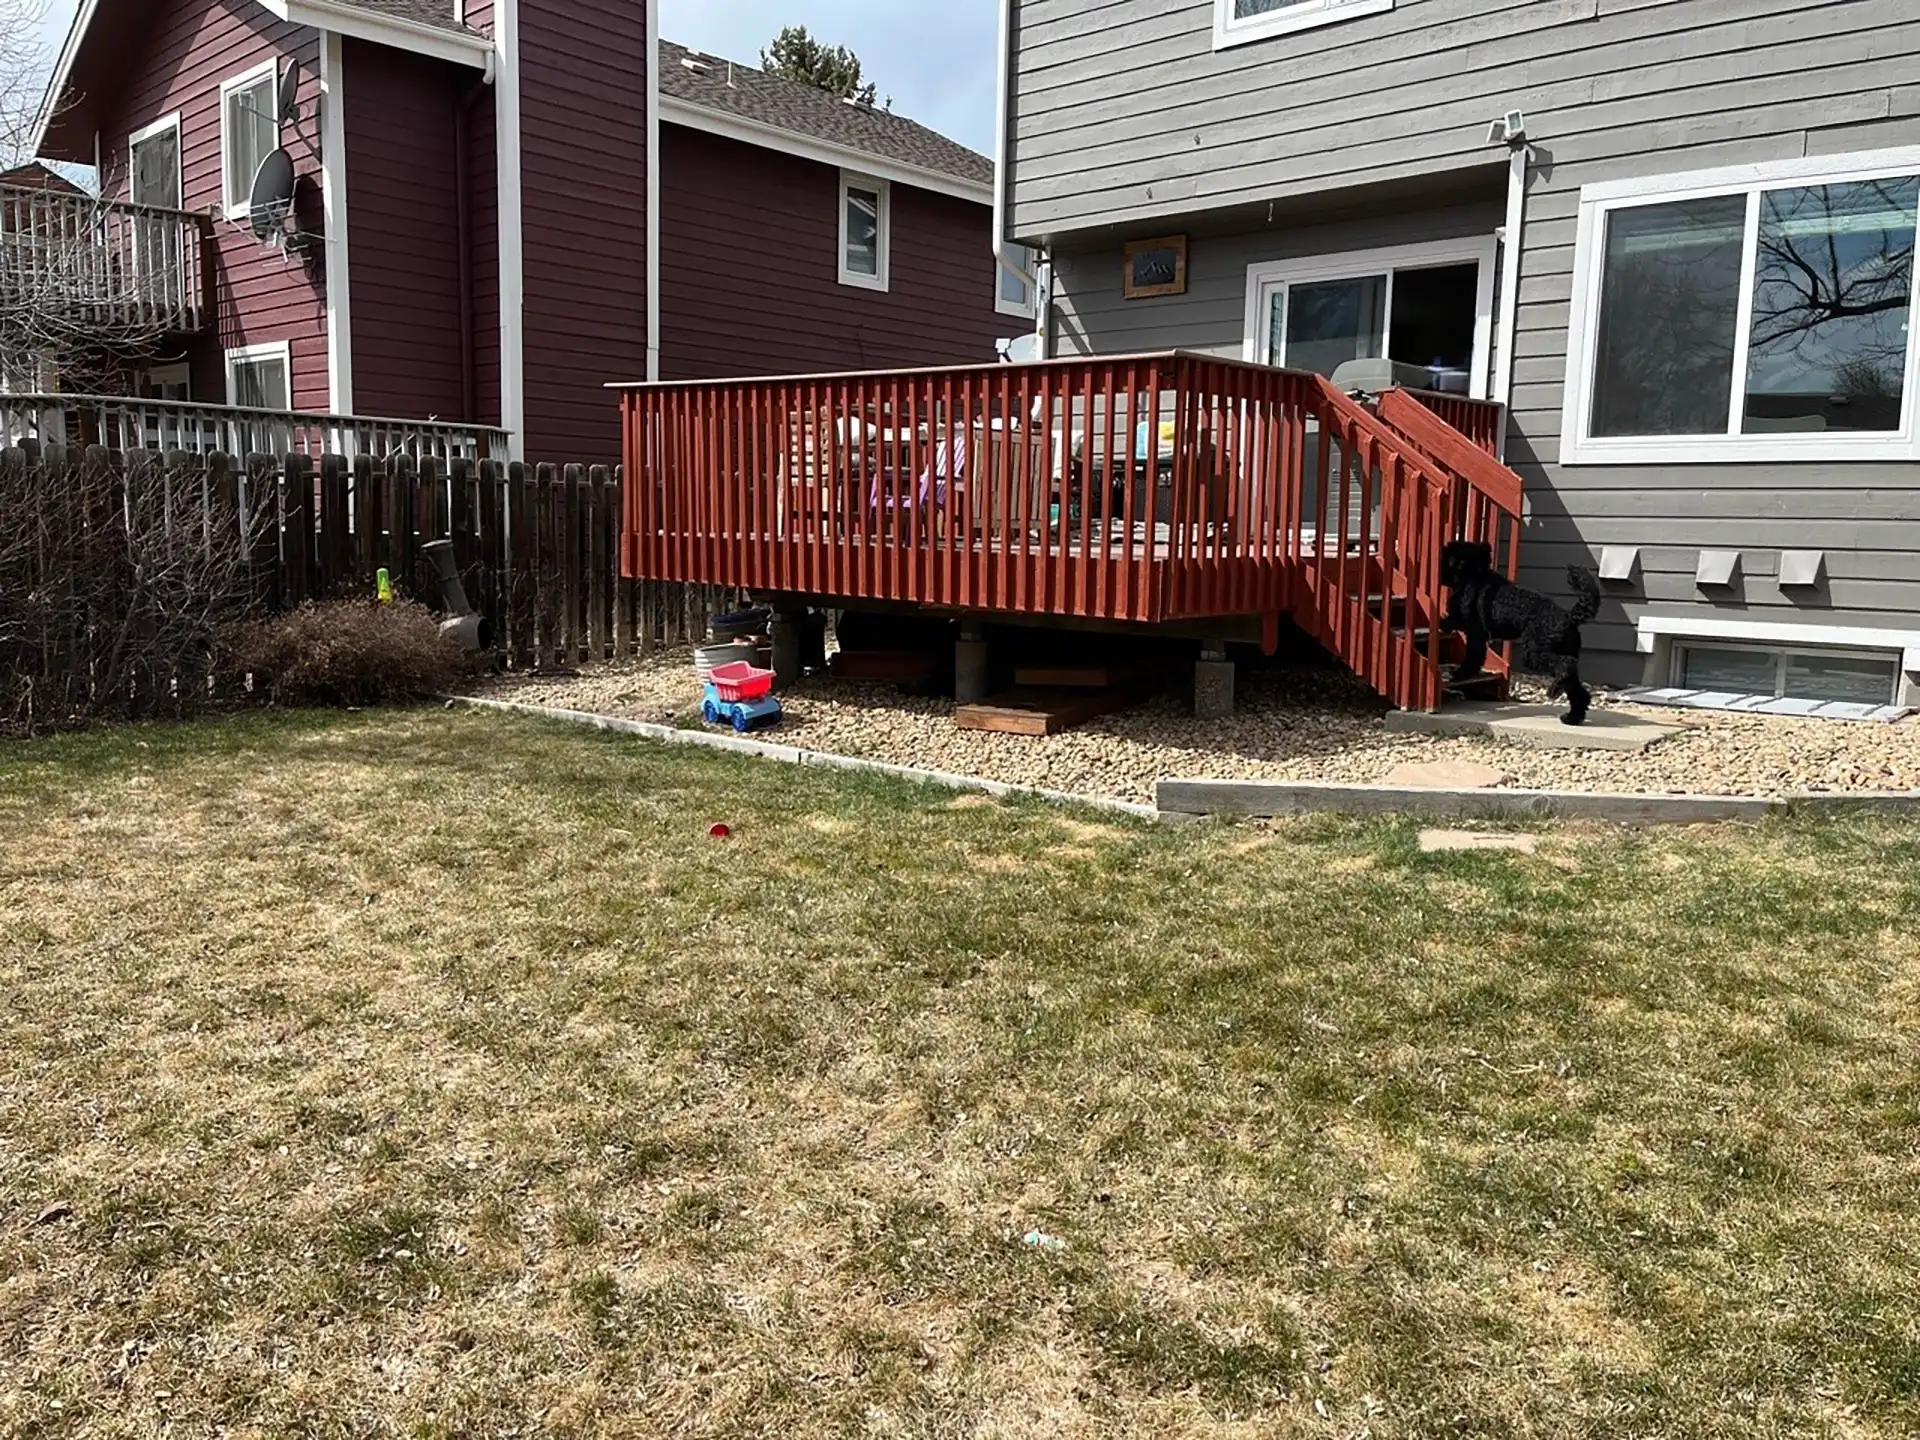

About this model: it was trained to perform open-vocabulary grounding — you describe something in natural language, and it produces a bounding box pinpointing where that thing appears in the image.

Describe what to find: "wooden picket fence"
[9,443,730,669]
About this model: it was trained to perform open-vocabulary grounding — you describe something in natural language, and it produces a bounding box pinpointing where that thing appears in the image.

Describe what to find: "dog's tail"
[1567,566,1602,627]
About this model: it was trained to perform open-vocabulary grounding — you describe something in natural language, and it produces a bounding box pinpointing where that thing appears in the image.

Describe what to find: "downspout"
[993,0,1038,342]
[646,0,660,380]
[1491,141,1529,455]
[456,59,493,426]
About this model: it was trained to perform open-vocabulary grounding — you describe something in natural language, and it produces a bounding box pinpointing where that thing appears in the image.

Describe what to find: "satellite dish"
[1001,333,1043,365]
[278,58,304,126]
[247,148,296,243]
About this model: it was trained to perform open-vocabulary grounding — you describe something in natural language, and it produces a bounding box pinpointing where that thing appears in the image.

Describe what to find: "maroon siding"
[659,125,1007,381]
[517,0,649,461]
[461,0,499,426]
[468,90,502,428]
[340,39,466,421]
[96,0,327,411]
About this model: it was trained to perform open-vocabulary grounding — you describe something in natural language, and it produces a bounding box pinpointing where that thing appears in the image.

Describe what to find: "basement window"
[1214,0,1395,49]
[1677,643,1902,710]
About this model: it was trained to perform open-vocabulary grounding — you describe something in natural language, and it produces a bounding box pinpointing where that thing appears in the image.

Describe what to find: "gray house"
[1000,0,1920,711]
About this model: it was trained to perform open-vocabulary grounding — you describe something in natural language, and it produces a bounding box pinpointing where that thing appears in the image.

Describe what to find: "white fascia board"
[30,0,102,159]
[1635,614,1920,672]
[258,0,493,68]
[659,96,992,206]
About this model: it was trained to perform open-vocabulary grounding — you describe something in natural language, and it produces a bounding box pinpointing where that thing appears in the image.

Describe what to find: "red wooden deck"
[616,352,1522,712]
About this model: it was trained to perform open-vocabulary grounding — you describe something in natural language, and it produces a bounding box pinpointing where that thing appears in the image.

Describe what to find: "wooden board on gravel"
[957,686,1151,737]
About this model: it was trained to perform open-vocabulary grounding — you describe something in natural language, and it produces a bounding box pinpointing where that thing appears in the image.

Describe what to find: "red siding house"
[12,0,1022,462]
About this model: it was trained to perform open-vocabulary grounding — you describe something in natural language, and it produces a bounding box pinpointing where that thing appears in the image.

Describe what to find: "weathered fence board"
[2,444,731,680]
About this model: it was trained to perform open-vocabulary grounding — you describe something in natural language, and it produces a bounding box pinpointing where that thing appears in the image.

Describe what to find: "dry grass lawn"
[3,709,1919,1437]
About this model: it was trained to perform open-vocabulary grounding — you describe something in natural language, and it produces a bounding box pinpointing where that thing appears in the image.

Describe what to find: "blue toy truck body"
[702,683,783,733]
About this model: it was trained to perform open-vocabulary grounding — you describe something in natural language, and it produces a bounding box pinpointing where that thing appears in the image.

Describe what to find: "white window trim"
[1213,0,1395,50]
[142,362,192,398]
[997,242,1037,320]
[126,112,183,207]
[838,171,890,293]
[220,59,281,221]
[1241,234,1499,398]
[1671,637,1904,706]
[225,340,294,409]
[1561,146,1920,467]
[1636,614,1920,675]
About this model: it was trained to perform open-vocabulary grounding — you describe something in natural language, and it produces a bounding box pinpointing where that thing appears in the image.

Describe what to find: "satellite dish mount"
[247,147,302,253]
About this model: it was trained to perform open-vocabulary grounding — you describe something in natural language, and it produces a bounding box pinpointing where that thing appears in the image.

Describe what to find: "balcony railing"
[1,393,510,466]
[0,183,212,335]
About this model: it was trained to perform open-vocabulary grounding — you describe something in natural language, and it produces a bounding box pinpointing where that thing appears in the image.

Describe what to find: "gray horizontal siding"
[1026,0,1920,673]
[1010,0,1920,239]
[1051,196,1505,359]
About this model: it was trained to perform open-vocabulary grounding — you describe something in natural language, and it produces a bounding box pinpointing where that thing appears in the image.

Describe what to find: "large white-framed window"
[1242,235,1498,396]
[1213,0,1394,50]
[838,171,890,292]
[1561,148,1920,466]
[226,341,292,410]
[220,60,280,220]
[997,242,1037,319]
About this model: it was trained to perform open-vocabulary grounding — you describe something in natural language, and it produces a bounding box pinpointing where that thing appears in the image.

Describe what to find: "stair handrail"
[1377,387,1523,520]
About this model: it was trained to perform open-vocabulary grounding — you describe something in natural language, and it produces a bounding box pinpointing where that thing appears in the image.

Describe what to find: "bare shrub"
[229,600,463,709]
[0,446,267,733]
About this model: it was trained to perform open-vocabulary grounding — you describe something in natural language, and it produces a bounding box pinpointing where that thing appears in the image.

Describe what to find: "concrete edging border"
[449,695,1161,821]
[1154,778,1920,825]
[450,696,1920,828]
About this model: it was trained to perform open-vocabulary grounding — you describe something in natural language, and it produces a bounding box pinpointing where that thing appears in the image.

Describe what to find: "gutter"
[1492,142,1529,431]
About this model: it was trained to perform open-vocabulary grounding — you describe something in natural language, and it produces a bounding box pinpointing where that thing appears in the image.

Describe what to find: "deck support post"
[1194,644,1235,721]
[772,608,807,690]
[956,624,991,705]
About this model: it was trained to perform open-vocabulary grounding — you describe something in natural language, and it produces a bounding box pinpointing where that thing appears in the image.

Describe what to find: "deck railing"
[618,352,1526,712]
[0,184,211,334]
[1399,387,1506,458]
[1,393,510,466]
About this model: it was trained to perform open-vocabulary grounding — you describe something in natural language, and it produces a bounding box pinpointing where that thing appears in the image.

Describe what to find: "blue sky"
[28,0,1000,155]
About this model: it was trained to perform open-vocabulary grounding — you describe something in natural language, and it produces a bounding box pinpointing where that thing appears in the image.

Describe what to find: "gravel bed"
[470,651,1920,806]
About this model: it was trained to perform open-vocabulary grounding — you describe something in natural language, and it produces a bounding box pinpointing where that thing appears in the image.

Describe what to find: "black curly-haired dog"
[1441,541,1602,726]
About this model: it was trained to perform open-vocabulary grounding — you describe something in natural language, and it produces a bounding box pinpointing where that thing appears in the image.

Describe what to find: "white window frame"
[997,241,1037,319]
[838,170,890,293]
[1241,235,1499,397]
[220,60,281,221]
[127,112,184,207]
[1213,0,1395,50]
[141,362,192,400]
[225,340,293,410]
[1561,146,1920,467]
[1673,640,1904,708]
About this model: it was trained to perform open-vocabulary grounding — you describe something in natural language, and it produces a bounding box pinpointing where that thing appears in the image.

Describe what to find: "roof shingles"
[332,0,481,37]
[317,16,989,187]
[658,42,992,188]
